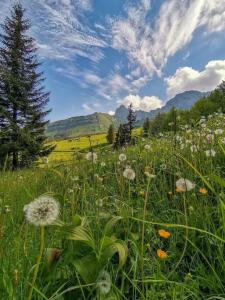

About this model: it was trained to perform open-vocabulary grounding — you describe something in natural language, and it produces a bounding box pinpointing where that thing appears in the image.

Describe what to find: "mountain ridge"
[46,90,210,138]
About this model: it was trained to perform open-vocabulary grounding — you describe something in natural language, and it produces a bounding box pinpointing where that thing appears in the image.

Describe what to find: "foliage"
[106,124,115,144]
[0,4,53,170]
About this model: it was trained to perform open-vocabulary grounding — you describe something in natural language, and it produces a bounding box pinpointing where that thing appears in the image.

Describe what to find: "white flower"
[119,153,127,162]
[144,144,151,150]
[85,152,97,162]
[175,135,182,142]
[100,162,106,167]
[97,271,111,295]
[24,195,60,226]
[201,123,207,128]
[123,168,135,180]
[220,138,225,145]
[176,178,195,192]
[205,149,216,157]
[206,134,214,143]
[215,129,223,135]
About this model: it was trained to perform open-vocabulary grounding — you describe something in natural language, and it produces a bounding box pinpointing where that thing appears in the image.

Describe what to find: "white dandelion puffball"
[97,271,111,295]
[215,129,223,135]
[123,168,135,180]
[85,152,97,162]
[144,144,151,150]
[119,153,127,161]
[176,178,195,192]
[205,149,216,157]
[24,195,60,226]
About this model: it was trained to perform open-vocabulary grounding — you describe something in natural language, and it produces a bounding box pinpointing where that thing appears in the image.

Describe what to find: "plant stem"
[28,226,45,300]
[141,178,151,298]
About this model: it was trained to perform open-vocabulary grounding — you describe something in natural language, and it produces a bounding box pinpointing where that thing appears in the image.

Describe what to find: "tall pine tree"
[106,124,115,144]
[0,4,54,169]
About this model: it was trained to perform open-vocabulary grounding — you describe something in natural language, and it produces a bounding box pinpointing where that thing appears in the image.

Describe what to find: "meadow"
[0,113,225,299]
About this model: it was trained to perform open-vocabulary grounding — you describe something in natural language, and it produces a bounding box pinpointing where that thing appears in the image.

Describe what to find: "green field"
[1,114,225,299]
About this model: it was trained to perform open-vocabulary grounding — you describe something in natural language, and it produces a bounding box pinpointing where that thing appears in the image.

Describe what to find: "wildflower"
[144,144,151,150]
[139,190,145,197]
[123,168,135,180]
[206,134,214,144]
[221,138,225,145]
[24,195,60,226]
[199,187,208,194]
[100,162,106,167]
[158,229,171,238]
[85,152,97,162]
[4,205,11,213]
[205,149,216,157]
[157,249,168,259]
[97,271,111,295]
[119,153,126,161]
[215,129,223,135]
[176,178,195,192]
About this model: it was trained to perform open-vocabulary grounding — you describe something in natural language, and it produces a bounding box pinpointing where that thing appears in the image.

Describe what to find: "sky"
[1,0,225,121]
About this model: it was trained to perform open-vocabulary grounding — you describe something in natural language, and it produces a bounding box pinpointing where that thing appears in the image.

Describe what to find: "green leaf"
[104,216,123,236]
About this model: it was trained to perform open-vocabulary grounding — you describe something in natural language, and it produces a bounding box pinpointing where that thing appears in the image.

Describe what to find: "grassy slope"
[47,113,116,138]
[0,115,225,299]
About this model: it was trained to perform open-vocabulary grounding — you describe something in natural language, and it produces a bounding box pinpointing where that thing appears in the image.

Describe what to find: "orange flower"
[158,229,171,238]
[157,249,168,259]
[176,187,183,193]
[199,187,208,194]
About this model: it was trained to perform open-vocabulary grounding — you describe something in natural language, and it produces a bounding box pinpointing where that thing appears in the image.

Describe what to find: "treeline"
[143,82,225,136]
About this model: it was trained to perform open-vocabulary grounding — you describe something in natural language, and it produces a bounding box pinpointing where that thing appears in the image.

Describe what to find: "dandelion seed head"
[24,195,60,226]
[176,178,195,192]
[123,168,135,180]
[85,152,97,162]
[97,271,111,295]
[119,153,126,161]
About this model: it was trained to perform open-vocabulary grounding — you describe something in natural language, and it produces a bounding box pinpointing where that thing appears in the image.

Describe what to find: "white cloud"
[82,103,92,111]
[108,110,115,116]
[118,94,163,112]
[165,60,225,98]
[111,0,225,82]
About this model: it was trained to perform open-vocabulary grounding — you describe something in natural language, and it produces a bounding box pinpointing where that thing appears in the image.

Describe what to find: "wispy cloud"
[0,0,107,62]
[110,0,225,86]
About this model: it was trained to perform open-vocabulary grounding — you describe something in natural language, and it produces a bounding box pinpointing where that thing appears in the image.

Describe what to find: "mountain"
[115,90,210,123]
[46,112,116,139]
[46,90,210,139]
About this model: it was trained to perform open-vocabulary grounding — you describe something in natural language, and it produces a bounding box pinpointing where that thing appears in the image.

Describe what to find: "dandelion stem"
[141,178,151,298]
[28,226,45,300]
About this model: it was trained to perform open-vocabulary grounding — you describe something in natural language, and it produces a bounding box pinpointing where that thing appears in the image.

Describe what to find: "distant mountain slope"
[115,90,210,122]
[47,112,116,138]
[46,90,210,138]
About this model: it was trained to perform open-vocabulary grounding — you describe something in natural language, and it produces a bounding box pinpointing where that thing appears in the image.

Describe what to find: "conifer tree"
[113,124,130,149]
[106,124,115,144]
[143,117,150,137]
[0,4,54,169]
[127,103,136,143]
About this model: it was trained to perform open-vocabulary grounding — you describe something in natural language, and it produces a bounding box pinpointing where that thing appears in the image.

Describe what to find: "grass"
[0,115,225,299]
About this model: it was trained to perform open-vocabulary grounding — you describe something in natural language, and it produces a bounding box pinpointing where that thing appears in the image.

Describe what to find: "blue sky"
[1,0,225,121]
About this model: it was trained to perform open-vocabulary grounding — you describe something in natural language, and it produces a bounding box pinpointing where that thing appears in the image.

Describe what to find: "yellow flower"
[199,187,208,194]
[176,187,183,193]
[158,229,171,238]
[157,249,168,259]
[139,190,145,197]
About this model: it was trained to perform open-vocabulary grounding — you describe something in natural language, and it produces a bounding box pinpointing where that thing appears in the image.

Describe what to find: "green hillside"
[47,112,116,139]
